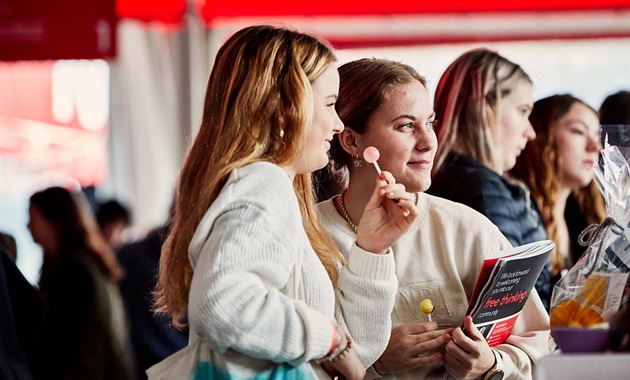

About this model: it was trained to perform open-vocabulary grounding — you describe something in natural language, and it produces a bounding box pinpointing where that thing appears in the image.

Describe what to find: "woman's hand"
[373,322,452,375]
[443,316,496,379]
[356,171,418,254]
[321,348,366,380]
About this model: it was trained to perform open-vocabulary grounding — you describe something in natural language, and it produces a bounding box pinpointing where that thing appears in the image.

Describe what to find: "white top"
[187,162,397,366]
[318,192,552,379]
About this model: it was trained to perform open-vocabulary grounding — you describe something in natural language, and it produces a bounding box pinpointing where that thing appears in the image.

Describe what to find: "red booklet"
[465,240,554,347]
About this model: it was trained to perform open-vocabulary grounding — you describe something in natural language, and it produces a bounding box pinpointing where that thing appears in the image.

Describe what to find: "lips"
[408,160,432,169]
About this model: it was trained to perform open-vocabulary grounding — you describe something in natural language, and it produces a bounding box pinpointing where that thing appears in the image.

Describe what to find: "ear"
[338,128,361,156]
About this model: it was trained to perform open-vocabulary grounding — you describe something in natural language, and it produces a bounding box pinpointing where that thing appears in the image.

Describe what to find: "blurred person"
[0,240,44,380]
[511,94,606,285]
[0,231,17,263]
[27,187,135,380]
[117,222,188,380]
[319,57,550,380]
[97,199,131,249]
[153,25,418,380]
[427,48,553,311]
[599,90,630,125]
[600,90,630,160]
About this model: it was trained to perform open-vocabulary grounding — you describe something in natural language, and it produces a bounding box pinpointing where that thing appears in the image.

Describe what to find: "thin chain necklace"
[338,190,358,233]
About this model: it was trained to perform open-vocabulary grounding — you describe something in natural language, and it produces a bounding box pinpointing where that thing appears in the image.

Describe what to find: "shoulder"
[189,163,301,258]
[423,194,506,240]
[430,154,511,199]
[215,162,298,214]
[228,162,294,199]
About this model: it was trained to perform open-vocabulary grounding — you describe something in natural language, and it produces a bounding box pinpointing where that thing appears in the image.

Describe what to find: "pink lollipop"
[364,146,399,202]
[363,146,382,175]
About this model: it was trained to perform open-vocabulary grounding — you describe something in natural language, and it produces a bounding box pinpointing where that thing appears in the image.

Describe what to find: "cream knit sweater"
[318,192,551,380]
[186,162,397,367]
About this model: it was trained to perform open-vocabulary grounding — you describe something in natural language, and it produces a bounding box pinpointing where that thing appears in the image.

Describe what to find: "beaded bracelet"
[317,334,352,363]
[330,339,352,362]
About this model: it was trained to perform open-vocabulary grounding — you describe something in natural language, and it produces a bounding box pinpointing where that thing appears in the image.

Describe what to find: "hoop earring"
[352,154,363,168]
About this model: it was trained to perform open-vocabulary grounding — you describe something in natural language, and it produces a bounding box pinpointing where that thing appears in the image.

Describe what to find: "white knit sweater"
[187,162,397,367]
[318,192,551,380]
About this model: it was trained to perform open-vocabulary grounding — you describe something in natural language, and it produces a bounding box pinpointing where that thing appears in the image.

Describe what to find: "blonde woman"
[154,25,418,379]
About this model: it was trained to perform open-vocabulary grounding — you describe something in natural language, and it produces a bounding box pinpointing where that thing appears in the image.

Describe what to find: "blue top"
[428,152,552,311]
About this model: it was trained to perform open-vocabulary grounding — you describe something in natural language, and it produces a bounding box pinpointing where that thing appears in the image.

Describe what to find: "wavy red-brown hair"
[510,94,606,276]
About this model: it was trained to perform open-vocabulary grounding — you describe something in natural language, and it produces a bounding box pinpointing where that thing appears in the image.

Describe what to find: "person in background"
[27,187,135,380]
[319,57,550,380]
[599,90,630,160]
[97,199,131,249]
[599,90,630,125]
[510,94,605,285]
[117,222,188,380]
[153,25,418,380]
[0,239,44,380]
[427,48,553,311]
[0,231,18,263]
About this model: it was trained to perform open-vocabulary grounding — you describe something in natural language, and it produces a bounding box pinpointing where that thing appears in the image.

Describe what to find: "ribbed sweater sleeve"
[187,163,334,365]
[317,199,398,367]
[336,243,397,367]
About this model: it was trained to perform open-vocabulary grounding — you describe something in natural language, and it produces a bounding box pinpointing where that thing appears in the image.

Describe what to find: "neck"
[341,174,377,229]
[554,187,571,220]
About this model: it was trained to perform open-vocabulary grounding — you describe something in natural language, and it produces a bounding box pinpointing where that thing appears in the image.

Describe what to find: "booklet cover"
[466,240,555,347]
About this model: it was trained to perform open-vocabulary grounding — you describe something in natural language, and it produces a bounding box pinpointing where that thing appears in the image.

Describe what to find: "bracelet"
[316,334,352,363]
[330,340,352,362]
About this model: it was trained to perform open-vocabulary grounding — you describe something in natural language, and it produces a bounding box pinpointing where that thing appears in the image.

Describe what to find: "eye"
[571,128,585,136]
[399,122,414,130]
[427,120,435,131]
[326,102,336,108]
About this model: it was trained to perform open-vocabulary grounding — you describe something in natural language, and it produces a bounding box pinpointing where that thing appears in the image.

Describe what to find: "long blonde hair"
[154,25,344,327]
[433,48,531,175]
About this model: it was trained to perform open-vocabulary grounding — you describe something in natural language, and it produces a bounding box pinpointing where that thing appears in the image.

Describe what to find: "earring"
[352,153,363,168]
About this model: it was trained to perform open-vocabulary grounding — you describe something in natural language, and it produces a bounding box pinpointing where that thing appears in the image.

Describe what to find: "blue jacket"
[428,152,552,311]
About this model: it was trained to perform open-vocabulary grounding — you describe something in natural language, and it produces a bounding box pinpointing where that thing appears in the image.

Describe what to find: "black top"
[428,152,553,311]
[0,249,44,380]
[117,227,188,380]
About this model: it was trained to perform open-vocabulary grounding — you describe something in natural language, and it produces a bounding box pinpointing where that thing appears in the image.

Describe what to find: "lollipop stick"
[372,161,382,175]
[363,146,398,203]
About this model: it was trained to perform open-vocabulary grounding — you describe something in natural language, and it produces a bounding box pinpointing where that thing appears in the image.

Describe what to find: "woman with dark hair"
[427,48,553,310]
[27,186,134,380]
[511,94,605,285]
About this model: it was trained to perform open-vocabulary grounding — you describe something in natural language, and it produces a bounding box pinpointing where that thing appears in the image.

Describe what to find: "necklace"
[338,190,358,233]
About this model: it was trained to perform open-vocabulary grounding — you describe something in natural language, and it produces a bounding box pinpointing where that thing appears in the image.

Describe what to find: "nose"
[586,133,601,152]
[524,121,536,141]
[332,110,344,134]
[415,125,436,152]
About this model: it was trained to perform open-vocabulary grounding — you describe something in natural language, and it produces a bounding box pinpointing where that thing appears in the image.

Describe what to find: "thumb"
[462,316,485,342]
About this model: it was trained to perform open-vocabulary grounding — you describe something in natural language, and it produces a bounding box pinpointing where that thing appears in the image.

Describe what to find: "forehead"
[560,102,600,130]
[311,63,339,94]
[376,81,432,118]
[502,79,532,103]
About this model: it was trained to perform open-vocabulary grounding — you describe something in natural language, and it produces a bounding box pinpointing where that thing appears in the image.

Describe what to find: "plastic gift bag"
[550,141,630,331]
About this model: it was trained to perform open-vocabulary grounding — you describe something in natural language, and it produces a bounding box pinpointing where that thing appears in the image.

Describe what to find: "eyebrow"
[391,112,436,123]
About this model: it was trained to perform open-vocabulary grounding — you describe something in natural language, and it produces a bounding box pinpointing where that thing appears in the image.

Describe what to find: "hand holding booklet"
[465,239,554,347]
